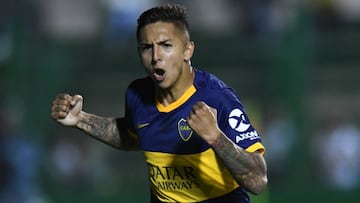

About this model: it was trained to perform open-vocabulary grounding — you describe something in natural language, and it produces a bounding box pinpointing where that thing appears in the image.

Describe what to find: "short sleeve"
[216,88,265,154]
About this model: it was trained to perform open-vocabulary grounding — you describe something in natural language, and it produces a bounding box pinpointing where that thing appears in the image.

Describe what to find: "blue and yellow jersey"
[125,69,265,203]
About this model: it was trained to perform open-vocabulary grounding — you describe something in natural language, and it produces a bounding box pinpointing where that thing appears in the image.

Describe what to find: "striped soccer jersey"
[124,69,265,203]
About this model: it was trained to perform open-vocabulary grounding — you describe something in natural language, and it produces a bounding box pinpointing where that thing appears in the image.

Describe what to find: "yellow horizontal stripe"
[144,149,238,202]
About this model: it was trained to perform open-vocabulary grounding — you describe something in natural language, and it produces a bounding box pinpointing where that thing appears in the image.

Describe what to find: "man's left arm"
[187,101,268,195]
[209,132,267,195]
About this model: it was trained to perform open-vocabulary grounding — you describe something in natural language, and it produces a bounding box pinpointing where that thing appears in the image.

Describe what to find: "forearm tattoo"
[211,133,267,194]
[77,113,121,148]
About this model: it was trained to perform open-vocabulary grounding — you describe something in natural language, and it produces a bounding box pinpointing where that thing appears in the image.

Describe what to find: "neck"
[156,66,194,106]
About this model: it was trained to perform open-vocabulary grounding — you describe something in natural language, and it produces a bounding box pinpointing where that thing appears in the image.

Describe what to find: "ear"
[184,41,195,62]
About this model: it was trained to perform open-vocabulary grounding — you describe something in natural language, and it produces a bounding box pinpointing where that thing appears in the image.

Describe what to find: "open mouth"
[153,68,166,81]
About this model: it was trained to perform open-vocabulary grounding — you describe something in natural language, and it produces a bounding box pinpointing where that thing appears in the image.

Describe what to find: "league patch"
[228,108,251,132]
[178,118,193,141]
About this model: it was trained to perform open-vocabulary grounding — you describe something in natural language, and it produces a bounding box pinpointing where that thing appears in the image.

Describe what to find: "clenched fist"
[187,101,222,144]
[51,93,83,126]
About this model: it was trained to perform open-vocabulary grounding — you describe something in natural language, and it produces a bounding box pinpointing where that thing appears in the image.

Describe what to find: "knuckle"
[59,112,68,118]
[51,112,57,119]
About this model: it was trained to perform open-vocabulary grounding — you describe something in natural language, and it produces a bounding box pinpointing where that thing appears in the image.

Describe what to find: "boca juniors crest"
[178,118,193,141]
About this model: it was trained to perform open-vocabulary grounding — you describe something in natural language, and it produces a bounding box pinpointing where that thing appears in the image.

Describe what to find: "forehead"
[139,21,184,43]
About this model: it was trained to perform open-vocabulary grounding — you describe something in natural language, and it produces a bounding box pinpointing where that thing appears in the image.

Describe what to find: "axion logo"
[228,108,251,132]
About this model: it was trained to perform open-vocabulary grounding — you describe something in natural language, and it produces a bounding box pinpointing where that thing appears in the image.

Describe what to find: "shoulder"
[194,69,238,102]
[128,77,153,90]
[194,69,229,91]
[194,69,246,115]
[126,77,154,102]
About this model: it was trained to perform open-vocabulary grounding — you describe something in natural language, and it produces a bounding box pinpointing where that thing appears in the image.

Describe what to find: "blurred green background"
[1,0,360,203]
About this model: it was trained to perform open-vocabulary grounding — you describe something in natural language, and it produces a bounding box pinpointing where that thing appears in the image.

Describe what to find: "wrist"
[75,111,86,128]
[206,130,224,146]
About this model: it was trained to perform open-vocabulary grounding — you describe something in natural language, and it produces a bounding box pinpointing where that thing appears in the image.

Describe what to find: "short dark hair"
[136,4,190,42]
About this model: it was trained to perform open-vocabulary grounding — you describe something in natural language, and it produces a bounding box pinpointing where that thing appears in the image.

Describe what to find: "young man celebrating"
[51,4,267,203]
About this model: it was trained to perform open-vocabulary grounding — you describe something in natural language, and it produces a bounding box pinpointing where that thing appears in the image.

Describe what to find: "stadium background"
[1,0,359,203]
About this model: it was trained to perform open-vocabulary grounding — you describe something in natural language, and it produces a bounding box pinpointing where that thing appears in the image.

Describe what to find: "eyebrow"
[140,39,172,46]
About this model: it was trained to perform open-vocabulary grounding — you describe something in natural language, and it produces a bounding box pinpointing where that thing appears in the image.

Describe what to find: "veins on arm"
[76,112,139,150]
[210,133,268,195]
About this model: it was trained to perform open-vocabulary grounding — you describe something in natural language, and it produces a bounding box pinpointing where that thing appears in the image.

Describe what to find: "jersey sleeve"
[124,77,155,136]
[124,85,136,134]
[216,88,265,155]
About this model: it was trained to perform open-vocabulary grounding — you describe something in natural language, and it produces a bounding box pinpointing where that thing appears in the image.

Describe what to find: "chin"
[156,81,172,90]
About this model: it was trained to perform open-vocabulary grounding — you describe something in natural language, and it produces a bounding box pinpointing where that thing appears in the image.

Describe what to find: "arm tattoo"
[76,113,122,149]
[211,133,267,194]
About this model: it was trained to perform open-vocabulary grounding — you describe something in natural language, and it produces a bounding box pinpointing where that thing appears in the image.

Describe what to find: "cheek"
[140,54,151,65]
[140,56,152,72]
[166,50,184,64]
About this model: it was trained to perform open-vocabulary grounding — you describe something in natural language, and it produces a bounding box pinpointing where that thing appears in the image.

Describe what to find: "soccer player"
[51,4,267,203]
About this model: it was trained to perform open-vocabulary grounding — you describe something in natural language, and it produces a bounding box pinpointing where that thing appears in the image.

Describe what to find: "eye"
[161,42,172,48]
[141,44,152,51]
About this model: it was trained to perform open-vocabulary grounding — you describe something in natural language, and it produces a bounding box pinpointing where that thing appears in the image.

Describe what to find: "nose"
[151,46,160,65]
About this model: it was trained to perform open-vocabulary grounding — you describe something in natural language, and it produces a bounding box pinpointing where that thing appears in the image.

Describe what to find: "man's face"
[138,22,192,90]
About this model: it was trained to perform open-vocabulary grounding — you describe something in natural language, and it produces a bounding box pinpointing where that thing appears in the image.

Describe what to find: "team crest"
[178,118,193,141]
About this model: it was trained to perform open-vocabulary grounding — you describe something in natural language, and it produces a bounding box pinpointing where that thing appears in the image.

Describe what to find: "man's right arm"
[51,93,140,150]
[76,112,140,150]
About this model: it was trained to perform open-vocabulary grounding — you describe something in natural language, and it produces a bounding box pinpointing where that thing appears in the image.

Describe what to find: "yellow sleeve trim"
[245,142,265,155]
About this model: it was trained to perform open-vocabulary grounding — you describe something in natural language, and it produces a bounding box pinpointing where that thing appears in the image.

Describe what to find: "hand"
[187,101,222,144]
[51,93,83,126]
